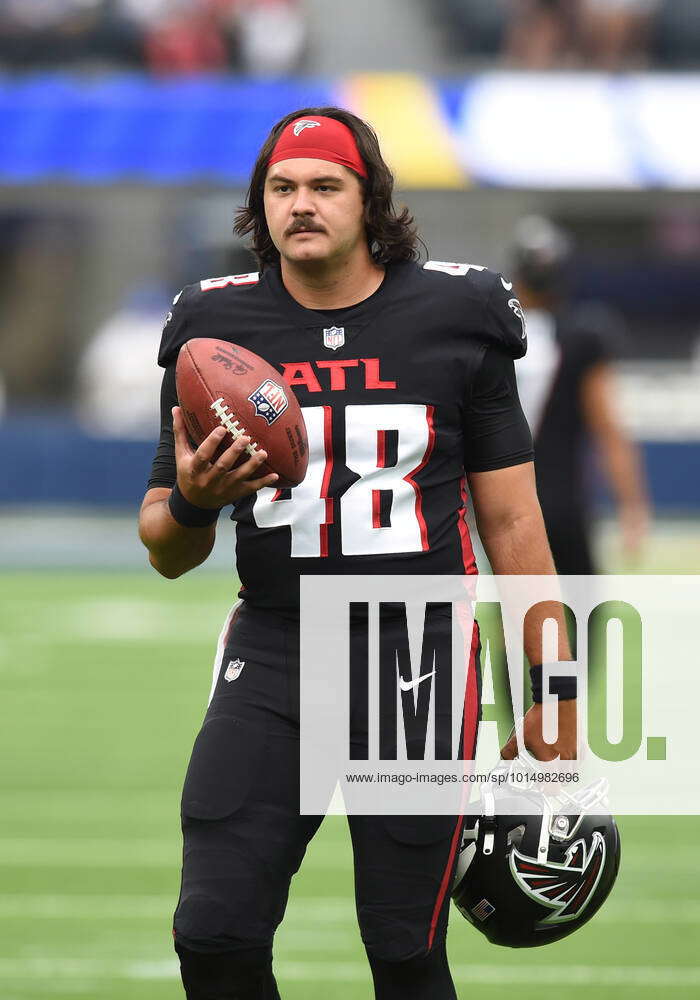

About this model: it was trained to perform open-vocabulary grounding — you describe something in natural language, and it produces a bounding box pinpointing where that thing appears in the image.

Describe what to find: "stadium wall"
[1,420,698,512]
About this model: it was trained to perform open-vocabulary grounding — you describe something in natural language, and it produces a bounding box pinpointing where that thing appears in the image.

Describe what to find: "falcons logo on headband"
[293,120,321,137]
[509,831,606,926]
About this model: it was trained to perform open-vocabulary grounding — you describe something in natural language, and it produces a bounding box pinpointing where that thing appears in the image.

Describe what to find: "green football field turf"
[1,570,699,1000]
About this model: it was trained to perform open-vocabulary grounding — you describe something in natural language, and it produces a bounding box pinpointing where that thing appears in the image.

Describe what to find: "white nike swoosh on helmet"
[501,277,513,291]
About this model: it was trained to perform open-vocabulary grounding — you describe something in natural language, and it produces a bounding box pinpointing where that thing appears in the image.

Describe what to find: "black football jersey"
[515,303,620,525]
[149,260,533,614]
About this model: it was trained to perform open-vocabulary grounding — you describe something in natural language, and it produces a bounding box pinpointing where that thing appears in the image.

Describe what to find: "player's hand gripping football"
[500,699,578,762]
[172,405,279,507]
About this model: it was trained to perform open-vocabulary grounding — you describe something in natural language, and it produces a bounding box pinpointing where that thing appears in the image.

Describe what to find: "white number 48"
[253,403,435,557]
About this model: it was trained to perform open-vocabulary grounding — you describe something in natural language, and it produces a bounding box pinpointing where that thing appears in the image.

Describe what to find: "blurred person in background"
[501,0,658,69]
[580,0,659,68]
[0,0,105,67]
[502,0,579,68]
[76,281,171,438]
[512,216,650,573]
[0,213,82,405]
[121,0,230,73]
[118,0,305,74]
[234,0,305,76]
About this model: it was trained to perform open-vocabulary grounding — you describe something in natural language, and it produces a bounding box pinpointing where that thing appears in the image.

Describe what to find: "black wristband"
[168,483,221,528]
[530,664,577,703]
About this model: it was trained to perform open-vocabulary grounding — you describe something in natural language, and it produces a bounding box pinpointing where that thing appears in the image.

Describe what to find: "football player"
[512,215,650,574]
[139,109,576,1000]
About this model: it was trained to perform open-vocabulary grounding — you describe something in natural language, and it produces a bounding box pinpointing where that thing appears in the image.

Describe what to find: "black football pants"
[173,604,480,999]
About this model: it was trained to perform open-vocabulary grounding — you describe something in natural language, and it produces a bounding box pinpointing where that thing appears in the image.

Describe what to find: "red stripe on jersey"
[376,429,387,469]
[427,813,463,953]
[319,405,334,558]
[403,405,436,552]
[371,490,382,529]
[427,617,480,951]
[457,477,477,575]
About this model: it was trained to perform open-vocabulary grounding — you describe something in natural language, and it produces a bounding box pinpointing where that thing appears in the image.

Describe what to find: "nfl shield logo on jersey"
[224,659,245,682]
[323,326,345,351]
[248,379,289,425]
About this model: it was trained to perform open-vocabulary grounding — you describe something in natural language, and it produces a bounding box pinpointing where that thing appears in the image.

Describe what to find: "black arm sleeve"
[463,345,534,473]
[146,363,178,490]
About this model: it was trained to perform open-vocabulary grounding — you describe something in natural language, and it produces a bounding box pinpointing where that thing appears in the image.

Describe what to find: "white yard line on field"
[2,598,225,642]
[0,894,699,925]
[3,839,696,873]
[283,963,700,988]
[8,837,695,867]
[0,896,170,918]
[0,958,699,988]
[303,840,700,872]
[0,839,178,867]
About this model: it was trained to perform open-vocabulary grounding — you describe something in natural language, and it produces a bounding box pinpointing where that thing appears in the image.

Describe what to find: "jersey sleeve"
[463,345,534,473]
[146,363,178,490]
[157,284,199,368]
[482,270,528,360]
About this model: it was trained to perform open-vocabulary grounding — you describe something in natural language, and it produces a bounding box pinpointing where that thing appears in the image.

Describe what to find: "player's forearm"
[479,507,555,576]
[138,494,216,579]
[581,365,648,513]
[479,510,572,665]
[597,428,648,511]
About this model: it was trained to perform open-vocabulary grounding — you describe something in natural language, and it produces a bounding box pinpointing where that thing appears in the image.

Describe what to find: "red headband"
[268,116,368,179]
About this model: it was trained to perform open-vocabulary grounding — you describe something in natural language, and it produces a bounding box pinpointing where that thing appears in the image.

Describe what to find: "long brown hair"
[234,107,421,268]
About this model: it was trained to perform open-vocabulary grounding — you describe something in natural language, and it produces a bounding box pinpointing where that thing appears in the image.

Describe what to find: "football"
[175,338,308,488]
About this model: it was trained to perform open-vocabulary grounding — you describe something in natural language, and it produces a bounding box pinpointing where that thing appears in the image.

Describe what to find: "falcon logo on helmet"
[451,762,621,948]
[510,831,606,925]
[293,120,321,137]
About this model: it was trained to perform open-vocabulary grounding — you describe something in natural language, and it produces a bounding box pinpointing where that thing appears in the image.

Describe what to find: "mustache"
[285,219,325,237]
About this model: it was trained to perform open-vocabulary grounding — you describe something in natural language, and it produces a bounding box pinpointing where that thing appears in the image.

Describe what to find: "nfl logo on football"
[323,326,345,351]
[248,379,289,425]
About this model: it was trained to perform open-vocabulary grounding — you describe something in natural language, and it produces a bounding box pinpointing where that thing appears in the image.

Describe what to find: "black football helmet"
[511,215,572,295]
[452,760,621,948]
